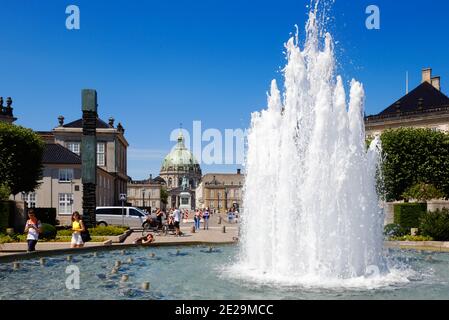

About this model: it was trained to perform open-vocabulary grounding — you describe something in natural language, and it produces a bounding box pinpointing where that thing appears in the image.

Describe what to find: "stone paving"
[0,213,239,259]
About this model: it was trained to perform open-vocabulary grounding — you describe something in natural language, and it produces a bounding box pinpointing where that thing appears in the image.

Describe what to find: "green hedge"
[394,203,427,230]
[33,208,57,226]
[420,209,449,241]
[0,201,14,232]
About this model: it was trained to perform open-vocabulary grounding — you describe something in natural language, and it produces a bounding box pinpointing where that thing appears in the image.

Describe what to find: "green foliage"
[419,209,449,241]
[39,223,57,240]
[0,233,26,244]
[384,223,409,237]
[56,225,127,237]
[0,184,11,201]
[0,201,14,231]
[160,187,168,205]
[33,208,57,226]
[380,128,449,202]
[402,183,444,202]
[390,235,434,242]
[0,123,45,195]
[394,203,427,229]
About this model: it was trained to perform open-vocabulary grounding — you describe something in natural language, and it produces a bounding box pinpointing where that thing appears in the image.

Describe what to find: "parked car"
[95,207,148,228]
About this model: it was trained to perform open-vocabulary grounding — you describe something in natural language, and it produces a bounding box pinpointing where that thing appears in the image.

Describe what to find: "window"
[210,191,215,198]
[59,169,74,182]
[181,198,189,205]
[97,142,106,166]
[22,192,36,208]
[66,142,81,155]
[130,208,144,217]
[59,193,73,214]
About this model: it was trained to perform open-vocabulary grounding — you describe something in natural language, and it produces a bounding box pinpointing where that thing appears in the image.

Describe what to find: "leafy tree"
[0,184,11,201]
[420,209,449,241]
[380,128,449,201]
[160,187,168,205]
[0,123,44,195]
[402,183,444,202]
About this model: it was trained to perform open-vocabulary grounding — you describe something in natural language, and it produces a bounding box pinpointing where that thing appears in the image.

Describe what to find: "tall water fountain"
[238,4,388,286]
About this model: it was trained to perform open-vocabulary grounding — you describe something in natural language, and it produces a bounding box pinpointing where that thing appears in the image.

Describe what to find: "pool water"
[1,246,449,300]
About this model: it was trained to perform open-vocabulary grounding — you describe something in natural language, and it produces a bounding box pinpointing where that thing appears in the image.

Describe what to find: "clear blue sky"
[1,0,449,179]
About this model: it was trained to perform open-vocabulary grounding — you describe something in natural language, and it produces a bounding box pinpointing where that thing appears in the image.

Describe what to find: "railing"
[365,105,449,123]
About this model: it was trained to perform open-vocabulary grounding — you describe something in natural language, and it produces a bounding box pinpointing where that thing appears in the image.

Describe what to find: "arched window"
[168,178,172,188]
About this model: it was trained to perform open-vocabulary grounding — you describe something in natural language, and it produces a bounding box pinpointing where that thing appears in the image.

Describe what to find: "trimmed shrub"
[88,226,127,236]
[390,235,434,242]
[33,208,57,226]
[39,223,57,240]
[402,183,444,202]
[394,203,427,230]
[420,209,449,241]
[0,201,14,232]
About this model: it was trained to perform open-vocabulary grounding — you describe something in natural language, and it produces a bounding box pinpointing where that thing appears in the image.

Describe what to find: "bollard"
[115,260,122,268]
[40,258,46,266]
[67,255,73,262]
[13,262,20,270]
[218,216,222,225]
[121,274,129,282]
[191,226,196,234]
[222,225,226,233]
[142,282,150,290]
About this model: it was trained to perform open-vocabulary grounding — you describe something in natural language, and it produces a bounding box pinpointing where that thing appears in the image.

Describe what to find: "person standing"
[71,212,86,248]
[194,210,201,231]
[156,208,163,229]
[172,207,181,236]
[203,208,210,230]
[24,209,42,252]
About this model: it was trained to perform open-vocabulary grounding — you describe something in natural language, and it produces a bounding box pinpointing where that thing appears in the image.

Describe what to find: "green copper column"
[81,89,97,228]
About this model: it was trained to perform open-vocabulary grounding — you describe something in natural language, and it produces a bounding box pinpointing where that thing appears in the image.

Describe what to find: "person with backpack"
[203,208,210,230]
[24,209,42,252]
[71,211,86,248]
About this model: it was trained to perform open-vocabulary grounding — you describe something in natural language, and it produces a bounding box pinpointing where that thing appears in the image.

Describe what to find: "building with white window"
[195,170,244,213]
[37,115,129,206]
[23,143,115,225]
[127,175,165,213]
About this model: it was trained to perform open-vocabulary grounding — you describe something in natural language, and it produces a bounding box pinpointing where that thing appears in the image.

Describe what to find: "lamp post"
[142,188,146,210]
[148,189,151,213]
[217,191,220,213]
[225,187,228,212]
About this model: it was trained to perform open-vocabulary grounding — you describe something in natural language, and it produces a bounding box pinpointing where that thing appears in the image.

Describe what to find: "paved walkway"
[0,213,239,259]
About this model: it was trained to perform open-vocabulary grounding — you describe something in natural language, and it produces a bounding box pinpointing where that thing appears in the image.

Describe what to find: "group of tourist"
[193,208,211,231]
[24,209,89,252]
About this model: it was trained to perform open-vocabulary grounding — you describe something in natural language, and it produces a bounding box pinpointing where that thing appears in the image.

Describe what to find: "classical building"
[127,175,165,212]
[195,170,244,213]
[22,143,115,225]
[365,68,449,136]
[46,115,129,205]
[159,131,202,209]
[0,97,17,123]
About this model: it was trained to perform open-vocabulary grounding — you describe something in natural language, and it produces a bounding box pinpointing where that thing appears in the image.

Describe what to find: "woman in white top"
[24,209,42,252]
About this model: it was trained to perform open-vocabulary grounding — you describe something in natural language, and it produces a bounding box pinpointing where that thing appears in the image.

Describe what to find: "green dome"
[161,131,199,171]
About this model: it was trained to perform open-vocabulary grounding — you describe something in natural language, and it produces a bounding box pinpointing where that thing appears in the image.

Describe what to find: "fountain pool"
[1,246,449,300]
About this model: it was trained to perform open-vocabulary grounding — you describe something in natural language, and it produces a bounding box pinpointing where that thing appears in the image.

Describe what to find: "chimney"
[58,115,65,127]
[237,169,241,175]
[149,174,153,180]
[108,117,115,128]
[422,68,432,84]
[431,76,441,91]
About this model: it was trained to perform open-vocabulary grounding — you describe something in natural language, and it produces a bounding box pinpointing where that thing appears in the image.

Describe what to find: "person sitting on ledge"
[134,234,155,245]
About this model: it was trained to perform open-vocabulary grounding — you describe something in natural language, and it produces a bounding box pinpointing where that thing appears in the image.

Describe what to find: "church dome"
[161,131,200,172]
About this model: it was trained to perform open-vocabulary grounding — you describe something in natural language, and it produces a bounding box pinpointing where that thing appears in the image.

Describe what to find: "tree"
[0,184,10,201]
[381,128,449,201]
[402,182,444,202]
[0,122,45,195]
[160,187,168,205]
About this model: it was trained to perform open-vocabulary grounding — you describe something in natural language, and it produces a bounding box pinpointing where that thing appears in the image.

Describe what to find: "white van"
[95,207,148,229]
